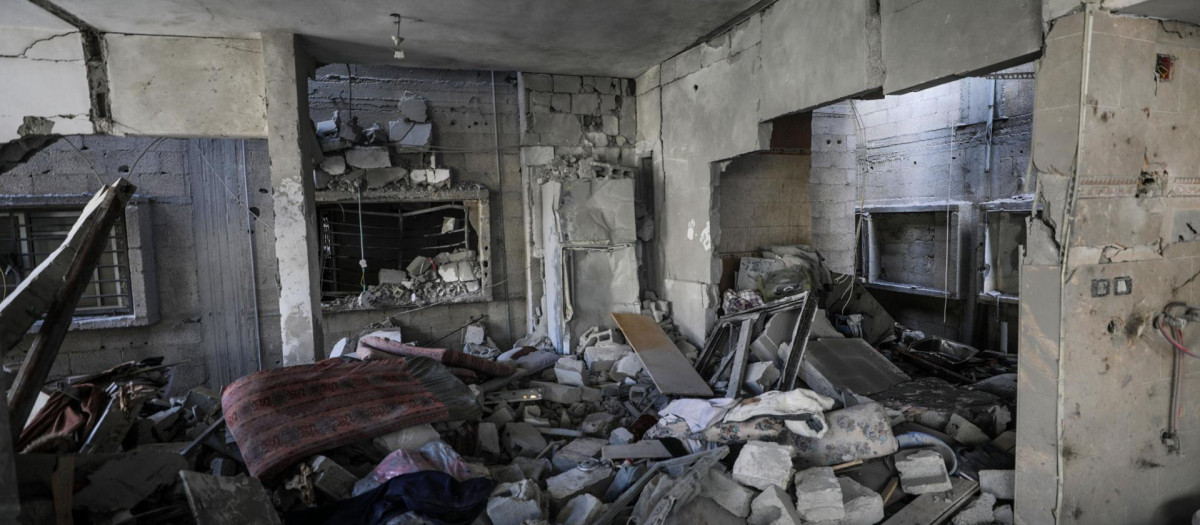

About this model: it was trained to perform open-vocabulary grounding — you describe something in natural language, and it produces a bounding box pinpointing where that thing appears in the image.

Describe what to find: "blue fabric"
[286,471,495,525]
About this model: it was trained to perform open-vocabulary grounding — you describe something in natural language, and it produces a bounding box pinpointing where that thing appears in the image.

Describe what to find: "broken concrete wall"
[308,65,527,349]
[0,25,92,143]
[105,35,267,138]
[0,136,280,390]
[1018,11,1200,524]
[716,153,812,254]
[517,72,636,344]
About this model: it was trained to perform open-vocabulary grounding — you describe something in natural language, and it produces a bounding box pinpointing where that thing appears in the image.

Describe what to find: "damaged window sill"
[321,290,492,314]
[28,311,159,333]
[863,280,958,300]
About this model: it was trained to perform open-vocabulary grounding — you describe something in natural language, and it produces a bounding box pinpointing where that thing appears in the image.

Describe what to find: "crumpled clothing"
[658,398,738,433]
[371,440,472,484]
[723,389,836,439]
[286,470,493,525]
[722,289,765,314]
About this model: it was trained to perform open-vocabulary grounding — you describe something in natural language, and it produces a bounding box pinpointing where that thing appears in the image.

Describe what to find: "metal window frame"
[856,202,967,299]
[315,187,493,311]
[0,193,159,331]
[978,196,1035,304]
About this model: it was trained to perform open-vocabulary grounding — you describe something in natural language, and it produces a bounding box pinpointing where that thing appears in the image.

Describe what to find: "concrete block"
[994,504,1014,525]
[319,154,346,175]
[377,268,407,285]
[344,146,390,169]
[838,476,885,525]
[552,437,606,472]
[554,356,587,386]
[373,423,439,452]
[503,422,548,458]
[613,353,644,378]
[557,493,604,525]
[551,93,571,113]
[580,412,615,435]
[388,120,415,142]
[309,456,357,500]
[362,167,408,189]
[749,485,803,525]
[486,405,515,428]
[530,381,582,404]
[744,361,780,395]
[991,430,1016,453]
[979,470,1015,500]
[525,145,555,165]
[585,344,632,372]
[490,464,526,483]
[530,113,582,144]
[523,73,553,92]
[602,115,619,135]
[894,448,952,495]
[477,422,501,457]
[700,466,756,518]
[793,467,844,522]
[398,98,427,123]
[581,386,602,403]
[487,480,544,525]
[553,74,582,93]
[545,463,614,506]
[946,414,990,446]
[609,427,634,445]
[571,93,599,114]
[951,493,996,525]
[512,456,552,481]
[398,122,432,146]
[732,441,795,491]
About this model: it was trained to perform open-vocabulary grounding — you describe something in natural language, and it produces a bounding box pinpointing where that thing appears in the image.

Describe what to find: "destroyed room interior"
[2,0,1200,524]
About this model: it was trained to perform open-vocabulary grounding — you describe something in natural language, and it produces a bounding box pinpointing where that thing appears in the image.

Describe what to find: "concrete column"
[260,32,323,365]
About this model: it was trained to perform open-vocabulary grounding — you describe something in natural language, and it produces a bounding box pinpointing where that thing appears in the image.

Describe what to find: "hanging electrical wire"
[1153,302,1200,453]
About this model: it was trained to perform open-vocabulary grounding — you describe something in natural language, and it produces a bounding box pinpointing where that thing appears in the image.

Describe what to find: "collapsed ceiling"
[23,0,761,77]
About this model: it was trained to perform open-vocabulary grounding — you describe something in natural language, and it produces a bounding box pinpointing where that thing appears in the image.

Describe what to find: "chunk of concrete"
[426,167,451,186]
[668,496,743,524]
[399,122,433,147]
[580,412,615,435]
[837,476,885,525]
[793,467,843,522]
[530,381,582,404]
[555,356,587,386]
[614,353,644,378]
[552,437,606,472]
[749,485,803,525]
[979,469,1015,500]
[487,480,544,525]
[344,146,391,169]
[557,493,605,525]
[744,361,780,395]
[502,422,548,458]
[477,422,501,457]
[994,504,1014,525]
[946,414,990,446]
[894,448,953,495]
[362,166,408,189]
[732,441,795,491]
[378,268,407,285]
[991,430,1016,453]
[309,455,357,500]
[387,119,415,143]
[700,466,755,518]
[545,463,614,506]
[951,493,996,525]
[373,423,440,452]
[319,155,346,175]
[399,98,428,123]
[512,456,553,481]
[485,405,515,428]
[609,427,634,445]
[74,449,189,512]
[584,343,632,372]
[790,403,898,466]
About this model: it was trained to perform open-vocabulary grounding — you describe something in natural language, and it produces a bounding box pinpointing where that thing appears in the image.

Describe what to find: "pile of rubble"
[312,96,457,192]
[325,248,486,311]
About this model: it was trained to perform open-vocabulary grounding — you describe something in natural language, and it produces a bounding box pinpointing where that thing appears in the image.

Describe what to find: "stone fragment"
[320,155,346,175]
[793,467,843,522]
[894,448,953,495]
[362,167,408,188]
[670,496,742,525]
[609,427,634,445]
[530,381,582,404]
[744,361,780,395]
[406,257,431,276]
[732,441,794,491]
[552,437,606,472]
[614,353,644,378]
[979,469,1015,500]
[373,423,439,453]
[487,480,544,525]
[477,422,501,457]
[946,414,990,446]
[557,493,604,525]
[338,117,362,142]
[344,146,391,169]
[581,412,615,435]
[837,476,885,525]
[749,485,802,525]
[388,119,415,143]
[485,405,515,428]
[313,169,333,190]
[700,466,755,518]
[512,457,553,481]
[426,167,451,186]
[545,463,614,506]
[951,493,996,525]
[991,430,1016,453]
[378,268,407,285]
[309,455,356,500]
[581,386,602,403]
[399,122,433,147]
[555,356,587,386]
[584,344,632,372]
[491,464,526,483]
[399,98,428,123]
[601,115,619,135]
[994,504,1014,525]
[551,93,571,112]
[502,422,548,458]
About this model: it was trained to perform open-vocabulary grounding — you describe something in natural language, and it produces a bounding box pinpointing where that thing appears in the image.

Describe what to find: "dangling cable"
[357,183,367,292]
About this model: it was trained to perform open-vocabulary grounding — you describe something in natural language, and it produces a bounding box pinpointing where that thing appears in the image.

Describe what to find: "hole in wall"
[1156,54,1174,82]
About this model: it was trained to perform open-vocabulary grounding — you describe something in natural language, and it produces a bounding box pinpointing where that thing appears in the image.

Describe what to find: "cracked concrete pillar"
[261,32,323,365]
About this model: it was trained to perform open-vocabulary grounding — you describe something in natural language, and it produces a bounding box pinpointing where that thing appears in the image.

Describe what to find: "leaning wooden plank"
[612,313,713,397]
[881,477,978,525]
[179,471,281,525]
[6,179,135,441]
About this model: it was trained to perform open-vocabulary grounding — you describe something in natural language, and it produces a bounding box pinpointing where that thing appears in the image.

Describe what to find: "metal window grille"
[317,201,476,299]
[0,208,134,317]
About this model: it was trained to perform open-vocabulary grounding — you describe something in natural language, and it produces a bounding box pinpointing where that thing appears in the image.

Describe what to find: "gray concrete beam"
[261,32,323,366]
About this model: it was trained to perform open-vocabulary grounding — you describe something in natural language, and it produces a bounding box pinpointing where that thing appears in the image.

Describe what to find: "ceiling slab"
[35,0,760,77]
[3,0,76,30]
[1110,0,1200,25]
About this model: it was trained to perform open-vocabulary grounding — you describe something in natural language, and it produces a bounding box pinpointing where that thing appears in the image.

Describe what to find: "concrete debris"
[609,427,634,444]
[895,448,953,495]
[994,504,1014,525]
[583,343,632,372]
[792,466,844,522]
[837,476,885,525]
[950,493,996,525]
[344,146,391,169]
[529,381,582,404]
[545,462,614,506]
[557,493,605,525]
[361,166,409,188]
[399,97,429,123]
[551,437,606,472]
[580,412,615,434]
[946,413,990,446]
[749,485,803,525]
[732,441,795,491]
[487,480,544,525]
[503,422,548,458]
[554,356,587,386]
[700,466,756,518]
[743,361,780,395]
[614,352,644,378]
[477,422,502,457]
[308,456,356,500]
[320,154,346,175]
[979,469,1015,500]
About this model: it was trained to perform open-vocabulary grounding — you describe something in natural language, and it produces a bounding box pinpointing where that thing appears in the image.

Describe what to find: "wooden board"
[612,313,713,397]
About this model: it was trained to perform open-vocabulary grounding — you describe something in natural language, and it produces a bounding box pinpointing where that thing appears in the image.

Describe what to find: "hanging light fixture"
[391,14,405,60]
